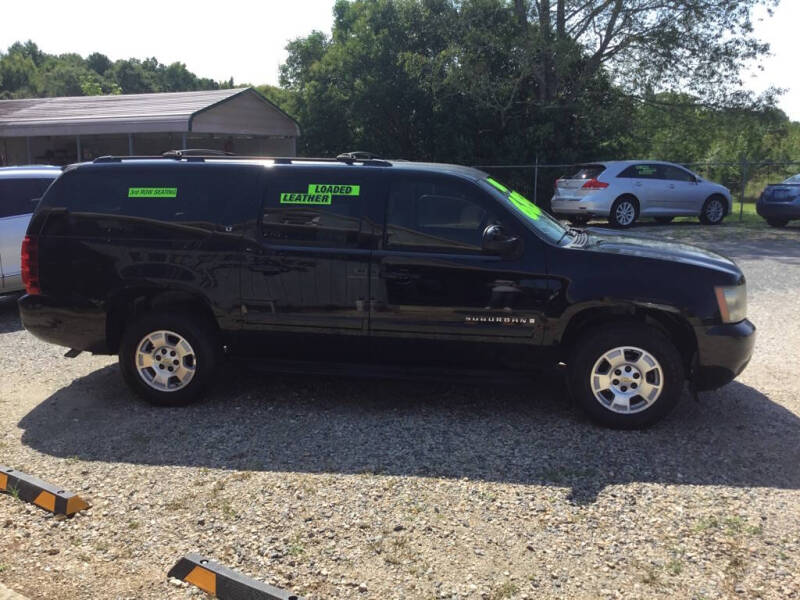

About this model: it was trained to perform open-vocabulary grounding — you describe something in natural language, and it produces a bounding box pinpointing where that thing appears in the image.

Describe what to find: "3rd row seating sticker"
[280,184,361,205]
[128,187,178,198]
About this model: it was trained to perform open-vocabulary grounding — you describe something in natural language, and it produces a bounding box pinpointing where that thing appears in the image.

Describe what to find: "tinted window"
[0,177,55,218]
[52,165,255,229]
[566,165,605,180]
[662,165,695,182]
[386,177,500,253]
[262,174,365,248]
[618,164,662,179]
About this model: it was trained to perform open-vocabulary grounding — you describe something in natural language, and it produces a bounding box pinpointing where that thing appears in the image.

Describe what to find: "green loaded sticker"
[279,183,360,205]
[280,193,332,205]
[307,184,360,196]
[128,187,177,198]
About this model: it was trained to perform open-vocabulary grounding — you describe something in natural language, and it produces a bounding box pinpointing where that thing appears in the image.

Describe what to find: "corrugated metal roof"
[0,88,297,137]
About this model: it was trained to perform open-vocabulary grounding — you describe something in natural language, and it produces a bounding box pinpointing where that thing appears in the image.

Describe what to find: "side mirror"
[482,224,522,257]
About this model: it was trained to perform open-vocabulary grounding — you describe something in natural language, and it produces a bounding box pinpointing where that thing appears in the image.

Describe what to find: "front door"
[241,168,381,360]
[369,174,551,367]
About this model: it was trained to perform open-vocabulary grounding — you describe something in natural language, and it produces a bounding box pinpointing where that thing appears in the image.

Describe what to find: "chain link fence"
[475,160,800,221]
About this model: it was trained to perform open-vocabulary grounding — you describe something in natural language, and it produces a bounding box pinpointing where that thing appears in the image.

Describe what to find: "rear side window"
[261,173,366,248]
[50,165,256,229]
[0,177,55,218]
[566,165,606,180]
[386,176,501,253]
[618,164,662,179]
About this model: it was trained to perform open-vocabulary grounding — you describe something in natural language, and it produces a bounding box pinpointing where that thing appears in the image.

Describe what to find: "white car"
[551,161,732,227]
[0,166,61,294]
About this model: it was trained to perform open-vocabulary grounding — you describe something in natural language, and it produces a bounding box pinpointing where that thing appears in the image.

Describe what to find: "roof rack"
[93,150,392,167]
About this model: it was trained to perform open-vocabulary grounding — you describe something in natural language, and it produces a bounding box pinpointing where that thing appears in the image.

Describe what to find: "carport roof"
[0,87,300,138]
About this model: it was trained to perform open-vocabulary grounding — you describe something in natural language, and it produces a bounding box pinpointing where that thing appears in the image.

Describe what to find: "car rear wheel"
[119,311,220,406]
[609,196,638,228]
[654,216,674,224]
[766,218,789,228]
[567,323,684,429]
[699,195,726,225]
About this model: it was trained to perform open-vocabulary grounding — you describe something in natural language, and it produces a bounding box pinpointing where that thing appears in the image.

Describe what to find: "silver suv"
[0,166,60,294]
[551,161,732,227]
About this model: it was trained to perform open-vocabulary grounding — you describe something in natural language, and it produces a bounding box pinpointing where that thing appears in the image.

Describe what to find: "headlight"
[715,284,747,323]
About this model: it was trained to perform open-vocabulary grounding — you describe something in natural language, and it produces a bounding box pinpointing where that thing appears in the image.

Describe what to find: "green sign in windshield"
[487,178,541,221]
[509,190,541,221]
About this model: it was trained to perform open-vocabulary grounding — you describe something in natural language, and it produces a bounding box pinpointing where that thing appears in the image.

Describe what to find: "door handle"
[383,269,416,282]
[669,184,675,189]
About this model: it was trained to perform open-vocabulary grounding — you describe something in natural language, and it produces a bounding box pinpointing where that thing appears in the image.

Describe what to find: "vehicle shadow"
[18,364,800,503]
[0,293,23,334]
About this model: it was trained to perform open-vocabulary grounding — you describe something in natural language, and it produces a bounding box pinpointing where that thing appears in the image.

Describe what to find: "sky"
[2,0,799,119]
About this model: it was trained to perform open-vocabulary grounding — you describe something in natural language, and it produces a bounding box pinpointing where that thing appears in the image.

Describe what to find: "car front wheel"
[567,323,684,429]
[699,196,726,225]
[119,311,220,406]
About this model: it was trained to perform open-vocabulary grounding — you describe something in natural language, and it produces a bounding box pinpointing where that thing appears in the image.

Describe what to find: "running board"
[239,358,538,386]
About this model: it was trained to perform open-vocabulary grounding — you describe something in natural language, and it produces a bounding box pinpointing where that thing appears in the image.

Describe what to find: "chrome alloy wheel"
[589,346,663,414]
[135,330,196,392]
[615,201,636,226]
[705,198,724,223]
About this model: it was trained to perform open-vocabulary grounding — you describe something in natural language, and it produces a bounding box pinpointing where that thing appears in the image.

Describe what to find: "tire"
[654,216,674,224]
[608,196,638,228]
[766,218,789,228]
[119,311,220,406]
[699,195,726,225]
[567,323,684,429]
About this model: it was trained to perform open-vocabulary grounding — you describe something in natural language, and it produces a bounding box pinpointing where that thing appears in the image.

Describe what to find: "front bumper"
[18,294,109,354]
[692,319,756,391]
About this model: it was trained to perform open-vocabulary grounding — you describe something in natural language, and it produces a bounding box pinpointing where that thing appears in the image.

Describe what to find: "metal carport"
[0,87,300,165]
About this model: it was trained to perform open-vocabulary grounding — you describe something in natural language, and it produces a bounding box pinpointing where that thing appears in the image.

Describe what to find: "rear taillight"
[581,178,609,190]
[21,235,41,295]
[554,178,564,190]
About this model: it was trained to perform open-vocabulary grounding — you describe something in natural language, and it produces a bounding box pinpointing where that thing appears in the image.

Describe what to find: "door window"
[0,178,55,218]
[385,178,500,253]
[661,165,695,182]
[617,164,662,179]
[262,175,365,248]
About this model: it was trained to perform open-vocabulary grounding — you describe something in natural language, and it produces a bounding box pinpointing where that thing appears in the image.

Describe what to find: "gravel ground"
[1,221,799,600]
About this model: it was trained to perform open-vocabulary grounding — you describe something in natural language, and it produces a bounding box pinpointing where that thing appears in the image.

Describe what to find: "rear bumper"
[551,194,613,217]
[693,319,755,391]
[18,294,109,354]
[756,201,800,220]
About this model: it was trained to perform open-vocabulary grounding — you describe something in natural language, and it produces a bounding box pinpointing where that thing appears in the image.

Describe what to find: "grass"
[490,581,519,600]
[666,558,683,576]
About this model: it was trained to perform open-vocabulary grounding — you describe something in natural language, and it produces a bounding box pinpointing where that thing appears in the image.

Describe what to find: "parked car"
[551,161,732,228]
[0,166,60,294]
[18,153,754,428]
[756,174,800,227]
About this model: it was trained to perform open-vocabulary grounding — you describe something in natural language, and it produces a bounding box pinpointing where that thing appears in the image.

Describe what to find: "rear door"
[241,167,380,358]
[616,164,667,212]
[0,177,54,290]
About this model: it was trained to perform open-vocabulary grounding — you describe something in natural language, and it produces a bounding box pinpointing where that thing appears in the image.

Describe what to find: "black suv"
[18,153,755,428]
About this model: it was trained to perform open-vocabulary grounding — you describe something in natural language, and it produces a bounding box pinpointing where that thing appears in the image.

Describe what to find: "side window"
[262,175,364,248]
[60,166,256,229]
[662,165,695,182]
[386,177,500,253]
[618,164,661,179]
[0,178,54,218]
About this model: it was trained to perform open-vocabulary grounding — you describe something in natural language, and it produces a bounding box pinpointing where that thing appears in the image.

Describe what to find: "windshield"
[782,174,800,184]
[482,177,570,244]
